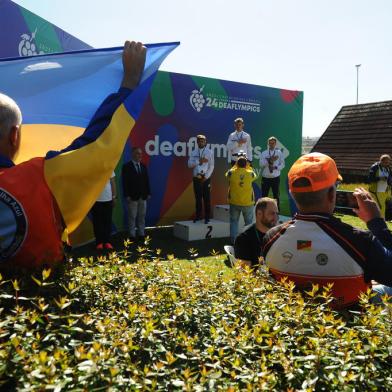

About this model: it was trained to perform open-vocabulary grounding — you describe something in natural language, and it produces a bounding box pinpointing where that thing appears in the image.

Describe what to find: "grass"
[338,183,368,192]
[337,212,392,230]
[336,182,392,229]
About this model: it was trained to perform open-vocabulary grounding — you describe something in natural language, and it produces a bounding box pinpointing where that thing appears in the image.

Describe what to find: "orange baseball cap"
[288,152,342,193]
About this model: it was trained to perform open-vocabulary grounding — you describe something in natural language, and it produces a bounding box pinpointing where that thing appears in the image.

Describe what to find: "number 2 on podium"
[205,225,213,239]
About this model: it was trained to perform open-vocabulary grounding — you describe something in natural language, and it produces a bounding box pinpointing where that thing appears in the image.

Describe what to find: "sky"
[12,0,392,137]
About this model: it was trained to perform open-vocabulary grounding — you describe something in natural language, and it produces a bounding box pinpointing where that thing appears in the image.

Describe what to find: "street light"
[355,64,361,104]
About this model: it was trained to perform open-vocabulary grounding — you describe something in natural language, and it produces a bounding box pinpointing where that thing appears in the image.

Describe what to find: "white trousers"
[128,199,147,236]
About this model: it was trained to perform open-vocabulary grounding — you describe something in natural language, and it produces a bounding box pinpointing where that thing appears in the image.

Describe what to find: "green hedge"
[0,246,391,391]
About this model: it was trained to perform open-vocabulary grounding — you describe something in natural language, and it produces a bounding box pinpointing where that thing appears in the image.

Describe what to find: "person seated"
[234,197,278,268]
[263,152,392,309]
[0,41,146,269]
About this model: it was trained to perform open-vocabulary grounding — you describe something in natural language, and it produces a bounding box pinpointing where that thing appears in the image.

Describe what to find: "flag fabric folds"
[0,42,179,234]
[0,43,179,127]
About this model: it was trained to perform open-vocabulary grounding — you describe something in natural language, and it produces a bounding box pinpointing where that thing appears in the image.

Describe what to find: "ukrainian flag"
[0,43,178,234]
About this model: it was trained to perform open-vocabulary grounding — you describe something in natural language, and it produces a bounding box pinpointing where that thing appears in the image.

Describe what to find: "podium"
[173,219,229,241]
[173,204,291,241]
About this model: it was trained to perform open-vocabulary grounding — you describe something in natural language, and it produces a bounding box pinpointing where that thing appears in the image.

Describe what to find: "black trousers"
[261,176,280,209]
[91,200,113,244]
[193,177,211,219]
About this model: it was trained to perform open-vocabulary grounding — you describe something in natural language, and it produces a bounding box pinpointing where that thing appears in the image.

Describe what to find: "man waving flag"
[0,40,178,269]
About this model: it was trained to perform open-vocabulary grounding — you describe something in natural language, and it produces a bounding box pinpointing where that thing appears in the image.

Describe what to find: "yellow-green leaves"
[0,249,391,390]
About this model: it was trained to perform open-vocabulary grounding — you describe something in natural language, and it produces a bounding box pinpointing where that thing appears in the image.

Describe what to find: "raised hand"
[121,41,146,89]
[353,187,381,223]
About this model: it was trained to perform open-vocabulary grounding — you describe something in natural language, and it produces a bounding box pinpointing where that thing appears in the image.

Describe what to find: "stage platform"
[173,219,229,241]
[173,204,291,241]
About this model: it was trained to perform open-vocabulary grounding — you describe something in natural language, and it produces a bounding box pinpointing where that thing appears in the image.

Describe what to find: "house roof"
[311,100,392,176]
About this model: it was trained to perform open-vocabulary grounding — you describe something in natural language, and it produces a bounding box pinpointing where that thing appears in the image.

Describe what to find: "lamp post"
[355,64,361,104]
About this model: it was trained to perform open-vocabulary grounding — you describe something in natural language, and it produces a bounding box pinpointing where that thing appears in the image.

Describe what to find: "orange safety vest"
[0,158,64,269]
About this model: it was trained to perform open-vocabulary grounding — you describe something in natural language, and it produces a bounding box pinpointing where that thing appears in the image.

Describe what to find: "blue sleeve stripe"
[123,75,155,120]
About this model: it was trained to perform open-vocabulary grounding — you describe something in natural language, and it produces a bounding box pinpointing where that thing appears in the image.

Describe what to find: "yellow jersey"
[226,165,258,206]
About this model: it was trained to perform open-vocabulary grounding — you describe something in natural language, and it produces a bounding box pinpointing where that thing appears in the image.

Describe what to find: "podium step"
[213,204,248,227]
[173,219,229,241]
[173,204,292,242]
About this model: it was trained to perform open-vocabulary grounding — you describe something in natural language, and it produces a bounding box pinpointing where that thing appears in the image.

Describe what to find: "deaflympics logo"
[190,85,206,112]
[0,189,27,261]
[18,28,45,57]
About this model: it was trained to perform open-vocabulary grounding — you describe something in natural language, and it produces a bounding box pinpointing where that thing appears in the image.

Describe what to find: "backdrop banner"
[118,72,303,229]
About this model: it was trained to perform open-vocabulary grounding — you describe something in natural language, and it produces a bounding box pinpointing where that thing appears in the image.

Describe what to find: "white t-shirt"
[97,172,115,202]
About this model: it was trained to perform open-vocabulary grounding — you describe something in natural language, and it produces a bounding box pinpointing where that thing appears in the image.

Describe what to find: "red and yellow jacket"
[0,87,136,268]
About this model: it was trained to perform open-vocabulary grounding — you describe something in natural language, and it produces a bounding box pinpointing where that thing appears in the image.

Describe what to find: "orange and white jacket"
[263,213,392,308]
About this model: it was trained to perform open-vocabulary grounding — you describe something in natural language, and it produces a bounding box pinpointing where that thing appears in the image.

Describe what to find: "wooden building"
[311,100,392,182]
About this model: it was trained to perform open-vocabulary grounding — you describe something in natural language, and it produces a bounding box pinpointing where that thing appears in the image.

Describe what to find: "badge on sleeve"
[0,189,27,261]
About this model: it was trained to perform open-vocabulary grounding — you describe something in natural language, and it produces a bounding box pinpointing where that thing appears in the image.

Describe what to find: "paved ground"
[70,226,230,261]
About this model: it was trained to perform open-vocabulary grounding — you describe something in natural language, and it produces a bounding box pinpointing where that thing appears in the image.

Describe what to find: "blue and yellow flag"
[0,43,178,234]
[0,43,178,126]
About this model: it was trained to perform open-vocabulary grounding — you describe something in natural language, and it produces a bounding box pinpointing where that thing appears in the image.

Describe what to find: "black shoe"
[193,217,201,223]
[204,218,210,224]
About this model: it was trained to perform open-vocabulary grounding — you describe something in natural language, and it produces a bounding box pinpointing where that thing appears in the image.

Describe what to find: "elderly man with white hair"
[0,41,146,269]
